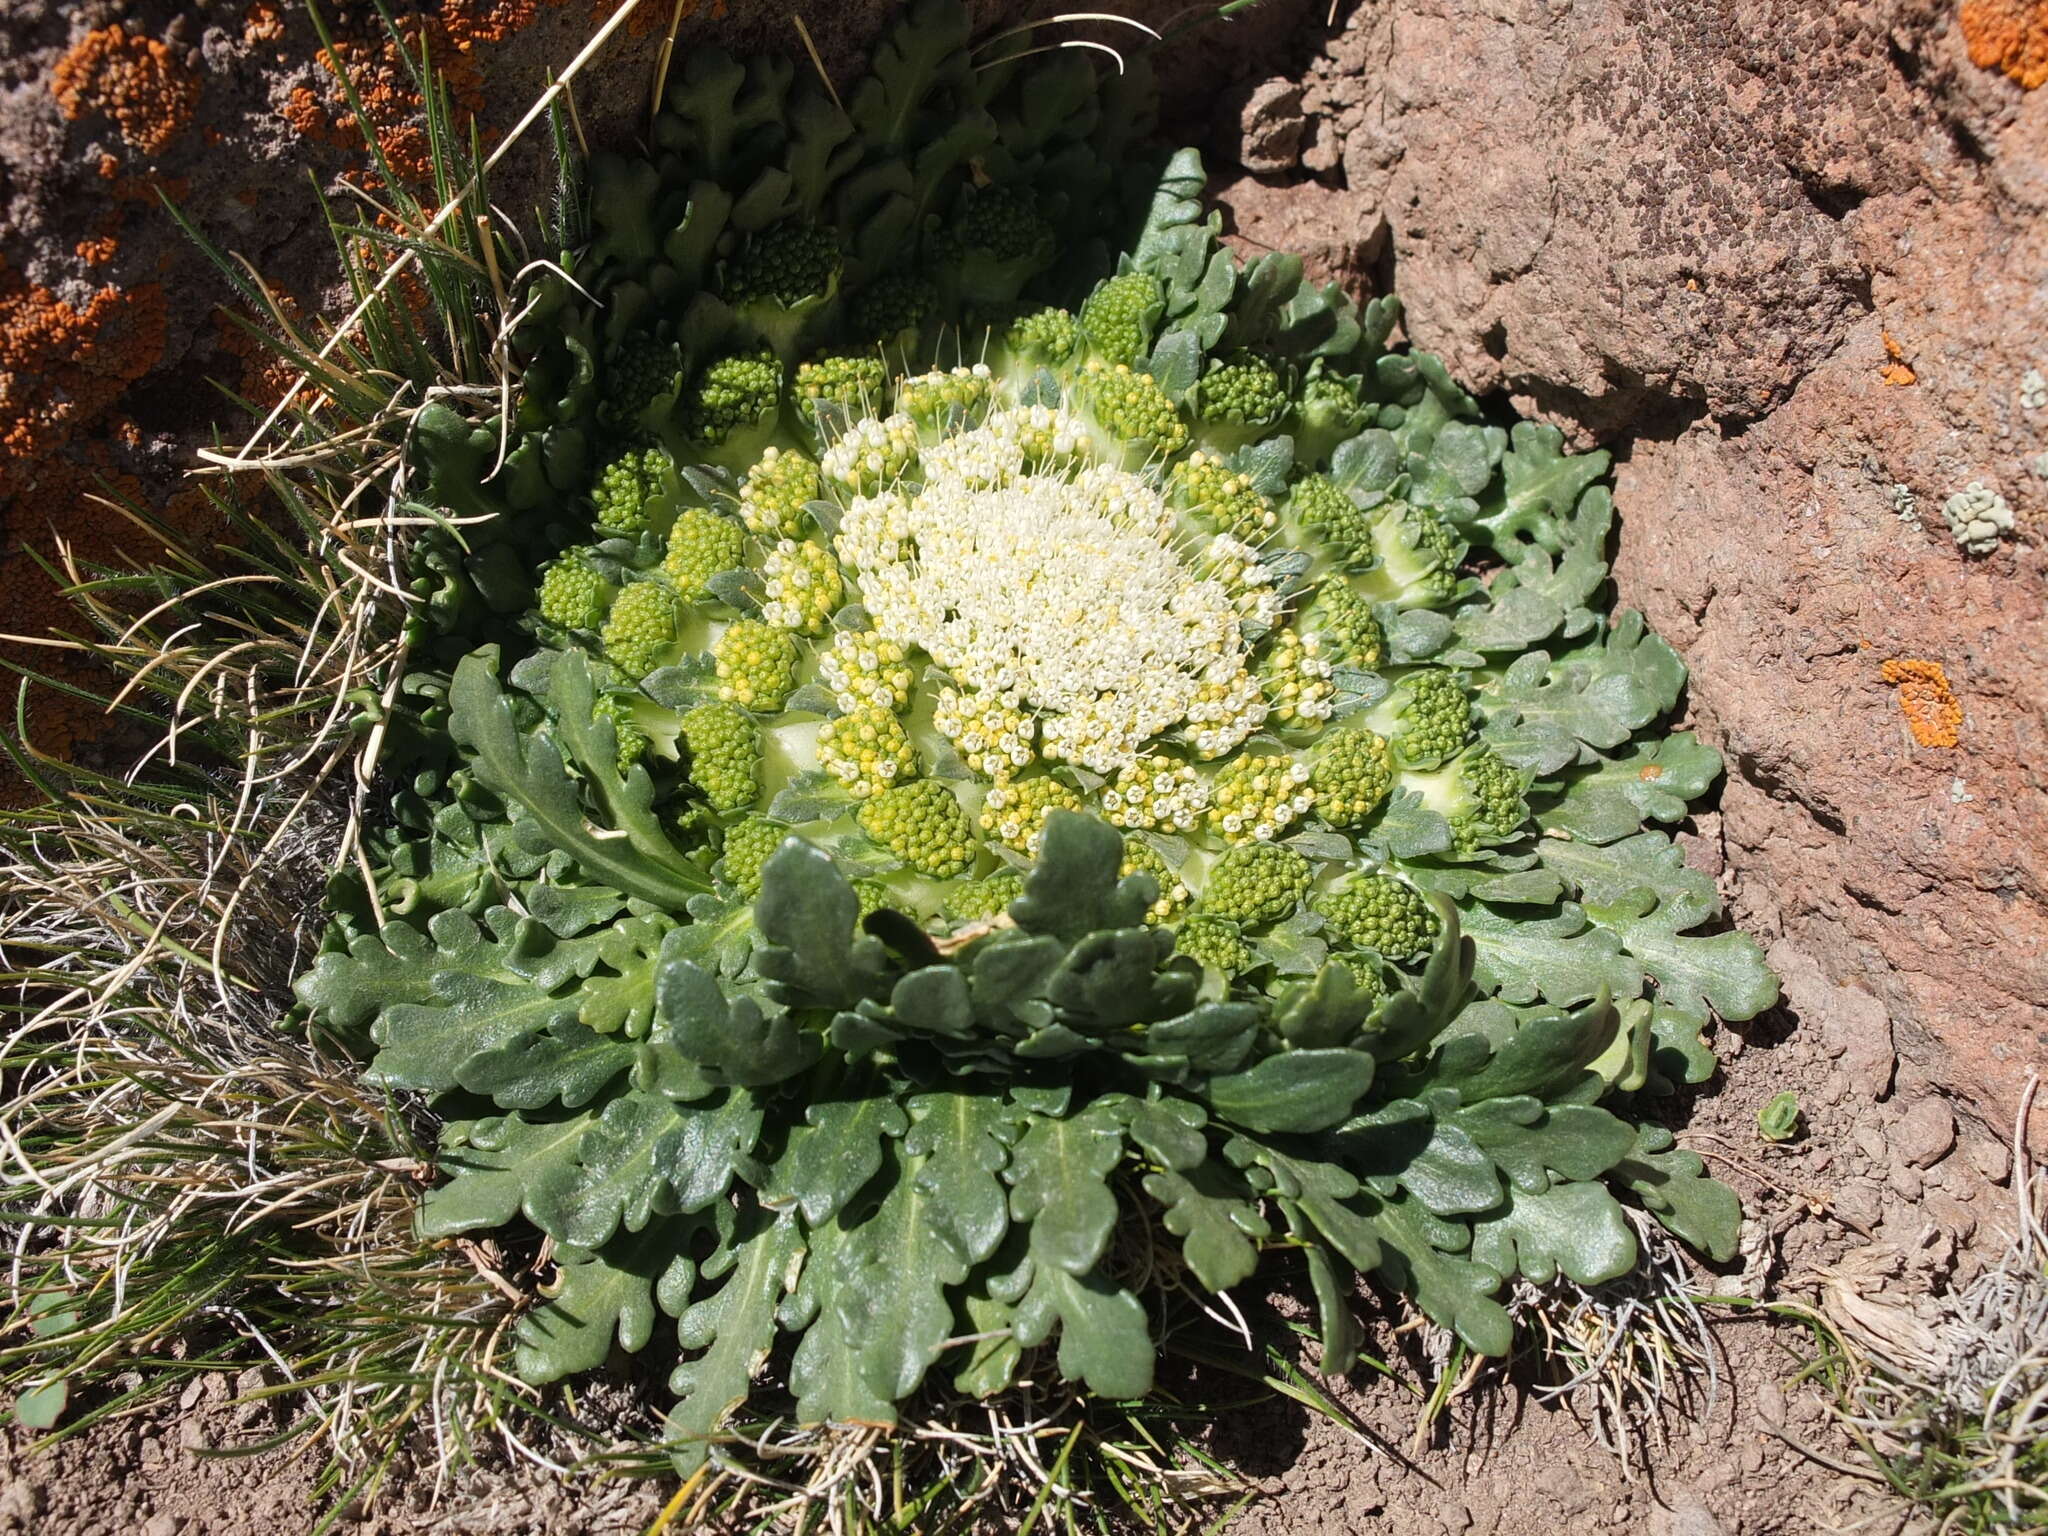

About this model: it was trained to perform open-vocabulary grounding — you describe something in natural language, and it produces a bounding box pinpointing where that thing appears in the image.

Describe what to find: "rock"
[1965,1135,2013,1184]
[1831,1178,1885,1233]
[1923,1189,1978,1243]
[1896,1097,1957,1169]
[1220,0,2048,1149]
[141,1517,180,1536]
[1649,1492,1727,1536]
[0,1478,42,1530]
[1232,78,1307,177]
[1887,1158,1923,1201]
[1771,945,1897,1103]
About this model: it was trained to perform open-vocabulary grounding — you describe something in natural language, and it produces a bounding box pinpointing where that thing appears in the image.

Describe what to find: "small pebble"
[1895,1097,1955,1169]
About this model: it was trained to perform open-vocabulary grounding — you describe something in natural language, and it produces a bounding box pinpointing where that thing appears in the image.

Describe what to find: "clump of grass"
[0,21,584,1518]
[1509,1209,1720,1468]
[1834,1084,2048,1533]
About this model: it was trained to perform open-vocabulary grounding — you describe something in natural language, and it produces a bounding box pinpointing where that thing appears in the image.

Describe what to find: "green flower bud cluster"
[943,870,1025,923]
[847,273,938,345]
[758,538,842,634]
[725,223,842,309]
[538,552,612,631]
[1414,745,1529,854]
[1174,913,1251,977]
[714,618,800,710]
[737,447,819,539]
[684,350,782,446]
[1308,729,1393,828]
[1366,668,1471,769]
[1289,474,1373,558]
[1006,307,1079,369]
[817,705,920,799]
[663,507,745,596]
[1257,628,1336,730]
[1077,271,1161,365]
[592,445,673,534]
[856,779,978,877]
[1075,360,1189,459]
[1200,842,1312,927]
[601,580,679,678]
[821,413,920,495]
[602,334,680,423]
[1197,351,1287,430]
[980,774,1083,855]
[597,693,648,773]
[1171,453,1275,540]
[945,184,1054,265]
[1104,753,1208,833]
[796,354,887,415]
[1314,872,1438,962]
[718,815,787,896]
[819,629,912,714]
[1119,837,1190,924]
[898,365,995,428]
[1306,579,1385,669]
[679,701,760,814]
[1208,753,1314,844]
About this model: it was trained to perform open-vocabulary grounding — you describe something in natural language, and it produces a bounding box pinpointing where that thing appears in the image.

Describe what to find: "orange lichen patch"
[51,25,203,158]
[75,236,118,266]
[243,0,288,44]
[281,84,339,143]
[1881,658,1964,748]
[1637,763,1666,782]
[300,0,565,183]
[1880,331,1917,386]
[1961,0,2048,88]
[0,264,168,501]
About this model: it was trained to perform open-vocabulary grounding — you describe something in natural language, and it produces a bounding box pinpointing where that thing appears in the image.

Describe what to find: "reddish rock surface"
[1215,0,2048,1141]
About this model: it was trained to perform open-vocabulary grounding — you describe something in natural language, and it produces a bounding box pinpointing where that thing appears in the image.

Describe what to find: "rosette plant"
[295,2,1777,1471]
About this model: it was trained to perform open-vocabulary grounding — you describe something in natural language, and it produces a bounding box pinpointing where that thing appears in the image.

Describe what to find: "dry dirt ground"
[4,1,2043,1532]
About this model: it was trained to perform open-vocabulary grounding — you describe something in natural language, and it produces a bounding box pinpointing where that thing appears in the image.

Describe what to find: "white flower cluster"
[818,629,912,713]
[835,489,915,571]
[854,431,1260,775]
[821,413,919,495]
[1103,754,1211,832]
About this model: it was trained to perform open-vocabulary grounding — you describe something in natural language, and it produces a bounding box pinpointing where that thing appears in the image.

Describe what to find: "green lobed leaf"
[1469,1179,1639,1287]
[668,1211,806,1473]
[449,652,708,908]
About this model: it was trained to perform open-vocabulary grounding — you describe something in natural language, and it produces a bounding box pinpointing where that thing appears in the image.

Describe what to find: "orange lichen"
[75,236,117,266]
[51,25,203,158]
[1961,0,2048,88]
[243,0,288,45]
[1880,331,1917,387]
[302,0,564,183]
[1637,764,1666,782]
[0,263,168,501]
[1881,658,1964,748]
[281,85,336,143]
